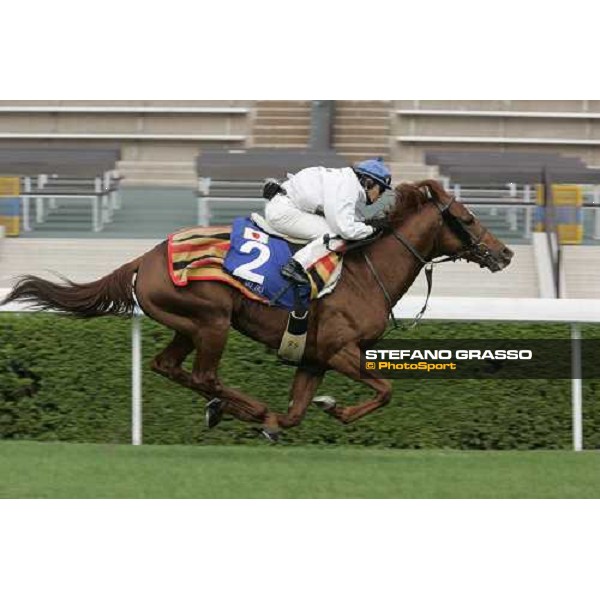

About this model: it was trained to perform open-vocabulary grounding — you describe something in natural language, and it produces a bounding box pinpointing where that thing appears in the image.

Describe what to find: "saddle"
[167,225,265,302]
[167,218,343,309]
[222,217,342,311]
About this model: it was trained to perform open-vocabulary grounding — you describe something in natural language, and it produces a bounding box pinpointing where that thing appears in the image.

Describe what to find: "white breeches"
[264,196,346,271]
[264,195,333,240]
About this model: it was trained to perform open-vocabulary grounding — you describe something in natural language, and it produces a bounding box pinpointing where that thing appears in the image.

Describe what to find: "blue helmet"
[354,157,392,190]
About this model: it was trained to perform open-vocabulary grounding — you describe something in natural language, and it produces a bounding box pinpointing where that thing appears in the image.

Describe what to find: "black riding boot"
[280,258,310,286]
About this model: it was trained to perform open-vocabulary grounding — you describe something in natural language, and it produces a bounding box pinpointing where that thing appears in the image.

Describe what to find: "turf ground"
[1,441,599,498]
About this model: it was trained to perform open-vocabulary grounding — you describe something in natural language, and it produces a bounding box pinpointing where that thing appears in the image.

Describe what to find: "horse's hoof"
[313,396,337,411]
[261,428,280,444]
[205,397,224,429]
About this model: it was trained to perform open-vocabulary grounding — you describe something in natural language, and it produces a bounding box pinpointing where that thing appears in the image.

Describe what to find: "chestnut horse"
[1,180,513,439]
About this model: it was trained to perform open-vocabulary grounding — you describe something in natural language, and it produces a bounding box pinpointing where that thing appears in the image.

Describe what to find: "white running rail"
[1,294,599,450]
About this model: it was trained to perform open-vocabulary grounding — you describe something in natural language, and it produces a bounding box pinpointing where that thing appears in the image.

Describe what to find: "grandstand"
[0,100,599,300]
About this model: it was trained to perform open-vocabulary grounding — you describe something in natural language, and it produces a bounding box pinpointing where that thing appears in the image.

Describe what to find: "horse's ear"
[416,179,448,201]
[420,184,433,201]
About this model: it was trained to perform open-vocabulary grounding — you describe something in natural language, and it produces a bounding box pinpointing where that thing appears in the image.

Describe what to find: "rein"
[363,190,489,333]
[363,234,435,333]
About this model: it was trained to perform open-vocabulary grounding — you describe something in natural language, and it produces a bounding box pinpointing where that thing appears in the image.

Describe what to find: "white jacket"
[281,166,374,240]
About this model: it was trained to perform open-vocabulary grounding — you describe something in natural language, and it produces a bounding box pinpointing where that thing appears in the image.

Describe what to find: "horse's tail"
[0,255,144,318]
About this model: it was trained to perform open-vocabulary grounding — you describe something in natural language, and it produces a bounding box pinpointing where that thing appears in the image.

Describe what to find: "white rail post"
[102,172,113,223]
[571,323,583,451]
[95,177,109,228]
[197,177,211,226]
[35,175,44,224]
[197,197,211,226]
[42,174,57,210]
[524,185,533,239]
[111,169,121,210]
[132,315,143,445]
[508,183,518,231]
[92,196,100,232]
[22,177,32,232]
[593,186,600,240]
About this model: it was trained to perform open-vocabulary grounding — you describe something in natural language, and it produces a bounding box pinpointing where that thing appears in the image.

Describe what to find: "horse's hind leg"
[138,277,271,428]
[190,321,270,425]
[150,332,195,384]
[150,326,269,426]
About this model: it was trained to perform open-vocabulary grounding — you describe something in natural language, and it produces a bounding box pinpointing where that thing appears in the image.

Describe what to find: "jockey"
[263,157,392,290]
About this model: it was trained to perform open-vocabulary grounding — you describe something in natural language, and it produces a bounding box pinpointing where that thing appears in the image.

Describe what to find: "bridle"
[363,187,493,331]
[424,191,492,266]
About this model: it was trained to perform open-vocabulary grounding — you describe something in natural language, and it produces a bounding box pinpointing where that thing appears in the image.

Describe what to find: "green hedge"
[1,314,599,449]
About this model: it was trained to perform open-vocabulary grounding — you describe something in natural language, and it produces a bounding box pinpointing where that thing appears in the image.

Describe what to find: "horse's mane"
[385,179,450,227]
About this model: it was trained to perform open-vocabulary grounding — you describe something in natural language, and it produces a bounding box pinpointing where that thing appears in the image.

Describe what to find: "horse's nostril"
[502,247,514,260]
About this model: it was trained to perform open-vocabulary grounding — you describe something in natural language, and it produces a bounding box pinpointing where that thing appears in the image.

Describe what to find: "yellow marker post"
[536,184,583,244]
[0,177,21,236]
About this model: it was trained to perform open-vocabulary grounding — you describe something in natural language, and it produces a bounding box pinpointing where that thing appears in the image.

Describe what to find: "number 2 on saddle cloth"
[222,217,312,312]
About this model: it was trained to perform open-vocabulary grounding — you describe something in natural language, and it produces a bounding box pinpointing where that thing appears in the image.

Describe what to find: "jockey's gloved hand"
[366,227,385,241]
[365,216,389,232]
[262,178,285,201]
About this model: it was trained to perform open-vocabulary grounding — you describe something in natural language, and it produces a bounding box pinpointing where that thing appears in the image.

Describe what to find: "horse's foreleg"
[214,385,270,424]
[320,344,392,424]
[274,367,325,429]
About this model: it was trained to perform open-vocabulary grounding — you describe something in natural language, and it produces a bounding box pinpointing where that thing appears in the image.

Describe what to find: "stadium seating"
[0,144,122,233]
[393,100,600,177]
[0,101,599,300]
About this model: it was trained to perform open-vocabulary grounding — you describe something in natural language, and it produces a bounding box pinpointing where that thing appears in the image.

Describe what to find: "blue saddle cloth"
[223,217,310,310]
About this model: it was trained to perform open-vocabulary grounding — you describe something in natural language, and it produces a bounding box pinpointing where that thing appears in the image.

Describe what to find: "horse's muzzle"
[486,246,514,272]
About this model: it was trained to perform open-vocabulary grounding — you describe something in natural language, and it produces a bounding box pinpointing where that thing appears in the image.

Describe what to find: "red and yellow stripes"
[306,252,342,298]
[167,226,266,303]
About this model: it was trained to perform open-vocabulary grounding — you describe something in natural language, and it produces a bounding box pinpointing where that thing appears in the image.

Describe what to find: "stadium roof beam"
[425,150,585,168]
[397,109,600,119]
[398,135,600,146]
[0,106,250,115]
[440,166,600,185]
[0,133,247,142]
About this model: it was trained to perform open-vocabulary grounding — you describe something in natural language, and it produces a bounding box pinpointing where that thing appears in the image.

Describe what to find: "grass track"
[1,441,599,498]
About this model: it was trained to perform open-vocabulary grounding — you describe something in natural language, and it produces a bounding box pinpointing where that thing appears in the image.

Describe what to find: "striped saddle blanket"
[167,222,342,308]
